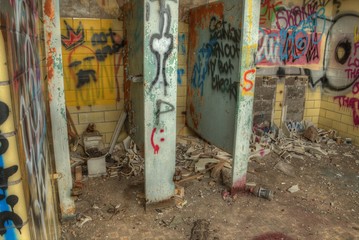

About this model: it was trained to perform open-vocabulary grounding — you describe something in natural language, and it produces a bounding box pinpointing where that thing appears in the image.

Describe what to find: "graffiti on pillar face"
[150,99,175,154]
[151,128,165,154]
[242,69,256,96]
[19,36,56,240]
[0,100,23,237]
[61,20,126,107]
[149,0,176,95]
[1,0,60,238]
[0,166,23,236]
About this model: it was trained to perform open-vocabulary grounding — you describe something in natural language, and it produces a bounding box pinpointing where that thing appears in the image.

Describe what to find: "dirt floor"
[62,137,359,240]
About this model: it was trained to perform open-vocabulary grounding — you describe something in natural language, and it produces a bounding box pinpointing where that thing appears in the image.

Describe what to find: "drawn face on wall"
[68,46,100,89]
[323,15,359,94]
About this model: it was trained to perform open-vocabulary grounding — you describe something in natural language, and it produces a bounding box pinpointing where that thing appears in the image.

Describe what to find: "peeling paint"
[44,0,55,21]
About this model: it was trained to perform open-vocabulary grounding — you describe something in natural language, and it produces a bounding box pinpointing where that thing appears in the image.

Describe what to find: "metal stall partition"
[186,0,260,192]
[186,1,241,153]
[124,0,145,151]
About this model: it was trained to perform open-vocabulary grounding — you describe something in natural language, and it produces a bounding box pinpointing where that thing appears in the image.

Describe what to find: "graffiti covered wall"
[61,18,125,107]
[255,0,359,144]
[0,0,59,239]
[60,18,127,144]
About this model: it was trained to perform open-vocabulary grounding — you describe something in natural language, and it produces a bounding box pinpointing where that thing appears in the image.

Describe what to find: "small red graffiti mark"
[242,69,256,92]
[151,128,165,154]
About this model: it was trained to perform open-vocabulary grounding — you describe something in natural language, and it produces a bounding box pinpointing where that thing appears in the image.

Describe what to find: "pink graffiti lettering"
[334,96,359,126]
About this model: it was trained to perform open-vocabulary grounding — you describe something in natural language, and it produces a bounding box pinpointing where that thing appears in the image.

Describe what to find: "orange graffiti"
[242,69,256,96]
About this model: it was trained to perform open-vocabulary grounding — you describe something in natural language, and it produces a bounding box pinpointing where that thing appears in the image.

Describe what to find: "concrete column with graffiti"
[0,31,31,239]
[144,0,178,203]
[43,0,75,217]
[232,0,260,194]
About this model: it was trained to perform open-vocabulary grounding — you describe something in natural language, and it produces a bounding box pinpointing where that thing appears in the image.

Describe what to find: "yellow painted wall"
[317,1,359,145]
[61,19,190,143]
[177,22,190,135]
[60,18,125,143]
[61,18,124,107]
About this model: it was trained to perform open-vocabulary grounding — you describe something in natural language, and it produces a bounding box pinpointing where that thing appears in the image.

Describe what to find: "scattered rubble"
[287,185,300,193]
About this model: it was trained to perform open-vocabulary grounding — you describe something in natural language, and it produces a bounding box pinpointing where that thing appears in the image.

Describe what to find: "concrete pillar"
[231,0,260,194]
[43,0,75,217]
[144,0,178,203]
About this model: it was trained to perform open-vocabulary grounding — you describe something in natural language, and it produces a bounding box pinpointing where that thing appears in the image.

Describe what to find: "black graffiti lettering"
[0,166,22,235]
[76,69,97,88]
[91,32,108,46]
[155,99,175,125]
[0,209,23,236]
[218,58,234,74]
[209,16,241,43]
[6,195,18,212]
[335,39,351,65]
[212,41,240,59]
[0,136,9,156]
[211,75,237,100]
[0,166,19,191]
[149,2,174,95]
[91,28,126,62]
[0,102,9,125]
[333,0,341,14]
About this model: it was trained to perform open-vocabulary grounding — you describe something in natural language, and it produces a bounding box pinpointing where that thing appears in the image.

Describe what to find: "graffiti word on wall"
[257,2,325,66]
[334,96,359,126]
[342,31,359,80]
[191,16,240,101]
[61,20,126,107]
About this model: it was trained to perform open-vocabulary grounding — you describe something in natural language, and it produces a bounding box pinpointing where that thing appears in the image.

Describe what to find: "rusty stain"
[44,0,55,21]
[47,47,55,82]
[60,204,76,215]
[188,2,224,49]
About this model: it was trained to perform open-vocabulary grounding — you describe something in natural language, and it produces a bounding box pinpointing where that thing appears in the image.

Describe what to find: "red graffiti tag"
[151,128,165,154]
[334,96,359,126]
[243,69,255,92]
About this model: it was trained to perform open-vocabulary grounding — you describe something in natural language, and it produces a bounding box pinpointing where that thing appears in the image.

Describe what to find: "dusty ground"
[62,140,359,240]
